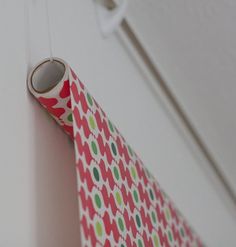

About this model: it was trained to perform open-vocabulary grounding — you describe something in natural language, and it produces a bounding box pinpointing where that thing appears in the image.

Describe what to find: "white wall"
[127,0,236,196]
[0,1,235,247]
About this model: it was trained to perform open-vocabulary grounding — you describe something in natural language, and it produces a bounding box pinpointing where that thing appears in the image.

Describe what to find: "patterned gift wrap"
[27,58,203,247]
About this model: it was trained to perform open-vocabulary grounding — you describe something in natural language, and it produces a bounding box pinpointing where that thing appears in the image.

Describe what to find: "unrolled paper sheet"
[27,58,202,247]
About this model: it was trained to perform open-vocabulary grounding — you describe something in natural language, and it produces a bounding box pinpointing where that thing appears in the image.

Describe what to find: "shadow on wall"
[29,94,81,247]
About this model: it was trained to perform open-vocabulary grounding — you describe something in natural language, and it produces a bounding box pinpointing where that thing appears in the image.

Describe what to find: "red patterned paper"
[28,58,203,247]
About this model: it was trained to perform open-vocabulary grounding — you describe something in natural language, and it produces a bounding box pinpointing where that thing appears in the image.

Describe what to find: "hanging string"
[24,0,31,74]
[45,0,54,62]
[24,0,54,74]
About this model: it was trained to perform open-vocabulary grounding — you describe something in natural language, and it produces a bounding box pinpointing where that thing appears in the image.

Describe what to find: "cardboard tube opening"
[31,59,65,93]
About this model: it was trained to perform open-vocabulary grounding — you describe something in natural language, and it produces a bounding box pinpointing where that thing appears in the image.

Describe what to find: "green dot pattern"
[113,167,120,180]
[95,221,103,237]
[67,113,73,122]
[133,190,139,203]
[93,167,100,181]
[138,239,143,247]
[94,194,102,208]
[115,192,122,206]
[168,230,173,242]
[131,166,137,180]
[149,188,154,200]
[91,141,98,155]
[89,116,96,129]
[165,208,171,220]
[136,214,141,228]
[108,120,114,132]
[153,234,159,247]
[128,145,133,156]
[151,211,156,223]
[118,217,124,232]
[87,93,93,106]
[111,142,117,155]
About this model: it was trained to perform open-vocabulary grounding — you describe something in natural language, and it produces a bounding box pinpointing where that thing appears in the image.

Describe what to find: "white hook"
[94,0,128,37]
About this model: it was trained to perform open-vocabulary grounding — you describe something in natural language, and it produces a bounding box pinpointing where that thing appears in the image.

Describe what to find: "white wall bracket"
[94,0,128,37]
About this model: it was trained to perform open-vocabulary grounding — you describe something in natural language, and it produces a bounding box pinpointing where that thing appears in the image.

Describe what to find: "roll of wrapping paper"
[27,58,202,247]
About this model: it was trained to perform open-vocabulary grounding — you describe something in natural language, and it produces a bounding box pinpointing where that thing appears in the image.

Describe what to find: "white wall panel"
[127,0,236,197]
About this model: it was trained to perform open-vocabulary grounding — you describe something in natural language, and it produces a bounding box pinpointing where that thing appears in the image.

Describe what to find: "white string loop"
[24,0,54,75]
[45,0,53,62]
